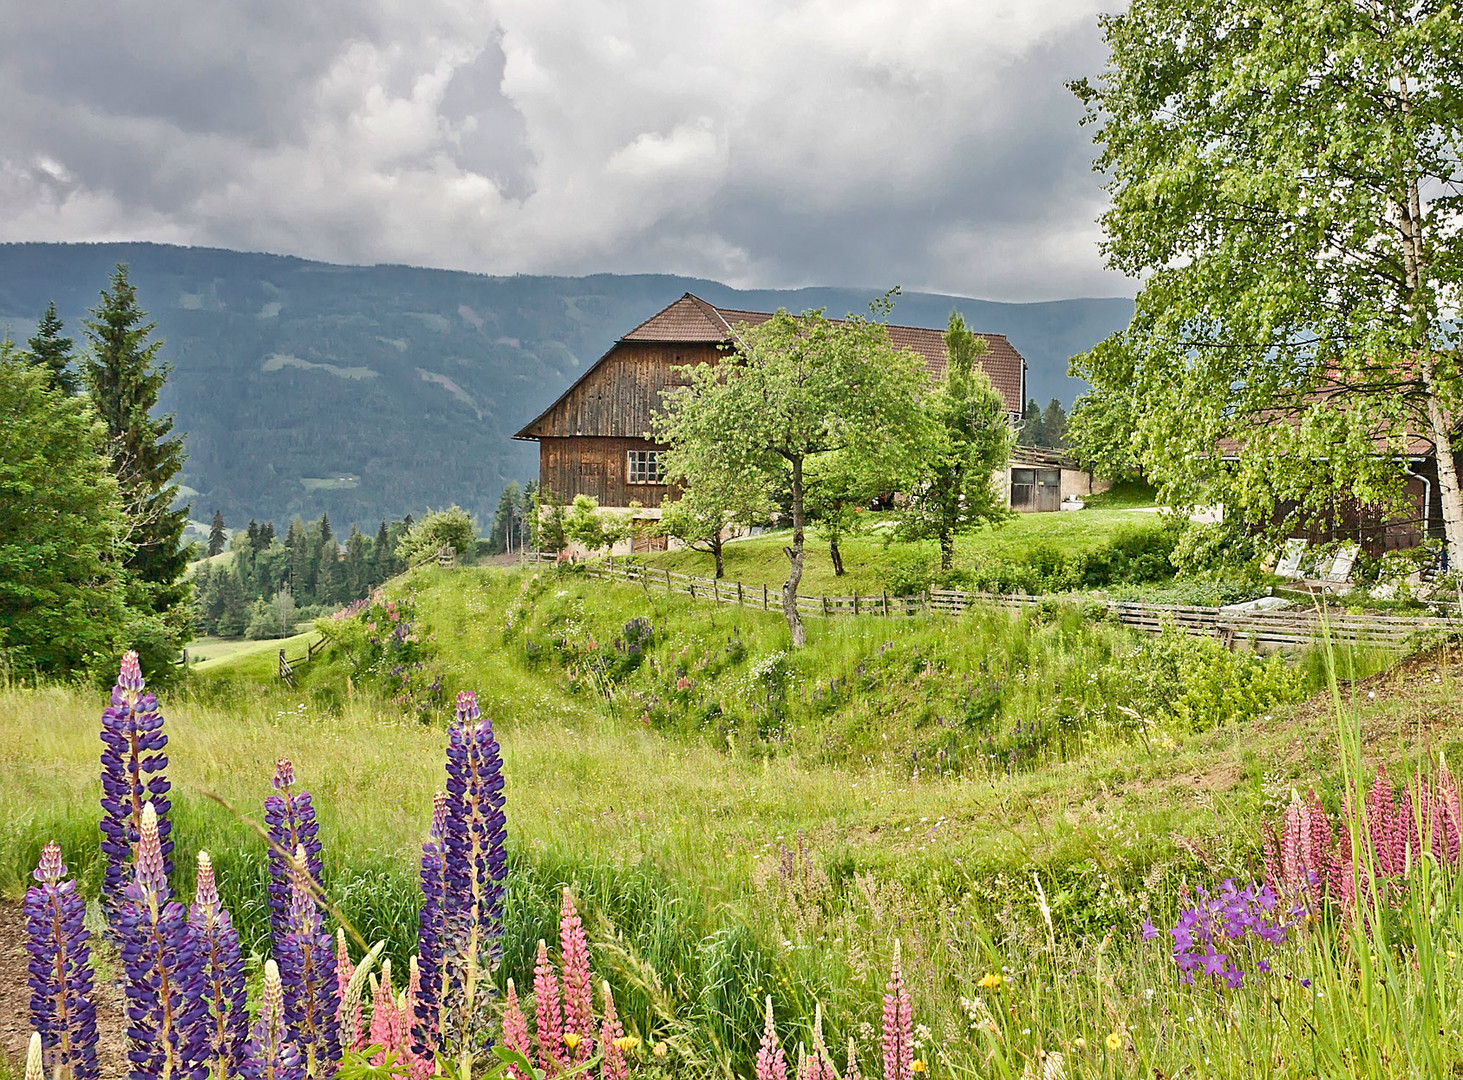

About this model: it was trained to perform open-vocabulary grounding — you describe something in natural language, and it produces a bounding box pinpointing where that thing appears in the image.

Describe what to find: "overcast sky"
[0,0,1130,302]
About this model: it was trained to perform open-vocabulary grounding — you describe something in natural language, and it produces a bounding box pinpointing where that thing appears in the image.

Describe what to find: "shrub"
[396,506,477,567]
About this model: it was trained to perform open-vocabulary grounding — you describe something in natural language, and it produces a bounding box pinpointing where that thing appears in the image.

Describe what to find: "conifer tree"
[26,301,80,395]
[259,521,276,547]
[370,521,391,586]
[81,265,190,673]
[208,510,226,557]
[246,519,261,553]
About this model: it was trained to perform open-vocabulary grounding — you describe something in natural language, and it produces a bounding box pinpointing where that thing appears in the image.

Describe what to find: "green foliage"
[396,506,477,567]
[895,312,1014,570]
[488,481,534,555]
[1066,384,1142,482]
[654,293,932,644]
[560,495,633,557]
[1071,0,1463,560]
[0,349,132,678]
[208,509,226,557]
[24,300,80,395]
[946,519,1182,595]
[1020,397,1069,450]
[1168,520,1264,579]
[82,263,192,677]
[318,591,443,717]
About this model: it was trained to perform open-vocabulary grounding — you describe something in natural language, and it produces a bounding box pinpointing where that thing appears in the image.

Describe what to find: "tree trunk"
[829,536,844,576]
[712,536,725,579]
[782,457,807,647]
[939,528,955,571]
[1421,362,1463,569]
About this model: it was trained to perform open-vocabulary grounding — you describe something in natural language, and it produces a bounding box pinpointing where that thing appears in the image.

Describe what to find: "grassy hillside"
[639,508,1163,597]
[0,242,1132,529]
[6,565,1458,1076]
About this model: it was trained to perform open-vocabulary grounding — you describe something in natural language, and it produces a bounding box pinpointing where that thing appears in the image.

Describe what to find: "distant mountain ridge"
[0,242,1133,529]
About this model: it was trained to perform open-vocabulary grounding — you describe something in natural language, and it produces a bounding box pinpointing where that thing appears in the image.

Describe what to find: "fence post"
[666,568,672,592]
[738,581,744,605]
[882,590,889,617]
[853,592,859,616]
[763,584,768,610]
[822,595,830,617]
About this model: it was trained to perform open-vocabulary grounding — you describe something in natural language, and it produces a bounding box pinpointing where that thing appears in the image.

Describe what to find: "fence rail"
[277,632,330,686]
[547,555,1456,648]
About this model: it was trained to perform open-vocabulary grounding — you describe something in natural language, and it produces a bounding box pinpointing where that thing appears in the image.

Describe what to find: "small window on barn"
[627,450,665,484]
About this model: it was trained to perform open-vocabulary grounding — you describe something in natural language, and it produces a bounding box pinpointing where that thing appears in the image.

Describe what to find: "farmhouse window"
[627,449,665,484]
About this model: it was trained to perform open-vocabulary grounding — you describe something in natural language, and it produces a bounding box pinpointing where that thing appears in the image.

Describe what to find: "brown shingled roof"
[622,293,1026,412]
[515,292,1028,440]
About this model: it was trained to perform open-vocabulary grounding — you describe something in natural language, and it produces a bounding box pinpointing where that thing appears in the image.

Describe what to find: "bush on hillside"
[396,506,476,567]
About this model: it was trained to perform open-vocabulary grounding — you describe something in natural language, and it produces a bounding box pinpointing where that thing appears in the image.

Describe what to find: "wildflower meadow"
[8,567,1463,1079]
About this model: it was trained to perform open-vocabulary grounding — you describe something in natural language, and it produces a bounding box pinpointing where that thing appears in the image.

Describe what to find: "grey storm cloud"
[0,0,1133,301]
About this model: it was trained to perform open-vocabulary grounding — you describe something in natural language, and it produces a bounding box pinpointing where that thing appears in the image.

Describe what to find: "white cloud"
[0,0,1134,301]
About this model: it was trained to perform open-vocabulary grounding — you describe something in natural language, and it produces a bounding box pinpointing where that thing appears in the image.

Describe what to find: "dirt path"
[0,902,129,1077]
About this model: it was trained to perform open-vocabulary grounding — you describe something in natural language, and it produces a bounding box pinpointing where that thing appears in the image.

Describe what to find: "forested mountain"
[0,242,1132,528]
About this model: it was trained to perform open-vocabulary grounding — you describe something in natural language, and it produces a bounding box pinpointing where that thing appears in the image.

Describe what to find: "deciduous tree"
[657,452,772,579]
[655,295,928,646]
[896,313,1013,570]
[1072,0,1463,561]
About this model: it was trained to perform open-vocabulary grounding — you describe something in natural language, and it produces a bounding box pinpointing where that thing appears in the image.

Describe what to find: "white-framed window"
[627,449,665,484]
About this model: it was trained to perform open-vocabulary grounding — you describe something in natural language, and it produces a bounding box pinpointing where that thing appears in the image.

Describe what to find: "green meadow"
[5,563,1462,1077]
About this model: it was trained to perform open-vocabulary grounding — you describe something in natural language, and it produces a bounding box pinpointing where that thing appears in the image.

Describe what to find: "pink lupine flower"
[501,979,532,1080]
[805,1002,835,1080]
[1428,761,1461,865]
[599,981,626,1080]
[369,959,405,1066]
[335,930,362,1049]
[755,996,787,1080]
[559,889,593,1061]
[882,942,913,1080]
[533,939,566,1074]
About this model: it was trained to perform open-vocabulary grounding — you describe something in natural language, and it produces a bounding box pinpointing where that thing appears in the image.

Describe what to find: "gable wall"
[524,341,724,439]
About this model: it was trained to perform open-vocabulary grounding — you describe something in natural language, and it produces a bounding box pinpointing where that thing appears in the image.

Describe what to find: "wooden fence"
[277,633,330,686]
[554,555,1456,649]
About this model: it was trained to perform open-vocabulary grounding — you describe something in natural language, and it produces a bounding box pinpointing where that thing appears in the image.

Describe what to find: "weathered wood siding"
[539,436,671,508]
[521,341,722,439]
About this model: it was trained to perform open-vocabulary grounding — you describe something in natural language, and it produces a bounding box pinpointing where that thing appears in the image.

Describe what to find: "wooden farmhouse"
[514,294,1102,544]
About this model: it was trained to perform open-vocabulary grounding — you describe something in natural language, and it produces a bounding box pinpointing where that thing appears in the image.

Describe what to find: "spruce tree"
[26,302,80,395]
[81,264,190,671]
[370,521,391,585]
[208,510,226,556]
[246,519,261,552]
[260,520,276,547]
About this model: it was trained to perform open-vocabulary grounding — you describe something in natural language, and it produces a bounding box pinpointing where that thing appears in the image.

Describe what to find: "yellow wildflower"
[652,1042,668,1059]
[978,972,1003,989]
[1073,1037,1086,1051]
[1105,1032,1123,1052]
[563,1033,582,1051]
[614,1036,640,1053]
[912,1061,927,1074]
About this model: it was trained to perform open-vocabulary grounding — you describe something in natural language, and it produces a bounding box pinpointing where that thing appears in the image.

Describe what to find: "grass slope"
[636,508,1160,597]
[5,566,1459,1075]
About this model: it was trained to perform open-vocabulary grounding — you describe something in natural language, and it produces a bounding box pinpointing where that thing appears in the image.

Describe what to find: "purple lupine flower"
[188,851,248,1079]
[264,759,323,951]
[24,842,99,1080]
[438,690,508,1057]
[276,845,339,1077]
[116,803,206,1080]
[242,960,305,1080]
[99,651,173,918]
[412,791,449,1065]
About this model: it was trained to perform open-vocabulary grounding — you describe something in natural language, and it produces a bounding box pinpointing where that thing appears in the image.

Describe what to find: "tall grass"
[3,572,1453,1076]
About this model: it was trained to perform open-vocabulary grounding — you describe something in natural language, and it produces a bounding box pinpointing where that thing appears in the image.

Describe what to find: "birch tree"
[1072,0,1463,561]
